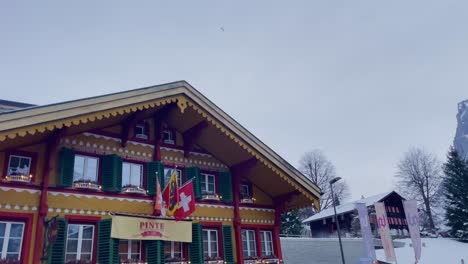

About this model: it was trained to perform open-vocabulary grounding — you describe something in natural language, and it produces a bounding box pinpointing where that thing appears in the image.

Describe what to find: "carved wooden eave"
[0,81,321,210]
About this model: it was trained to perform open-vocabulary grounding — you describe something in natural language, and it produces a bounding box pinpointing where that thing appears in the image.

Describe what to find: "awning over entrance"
[111,215,192,242]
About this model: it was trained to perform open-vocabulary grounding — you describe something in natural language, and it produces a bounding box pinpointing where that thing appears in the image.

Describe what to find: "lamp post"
[330,177,346,264]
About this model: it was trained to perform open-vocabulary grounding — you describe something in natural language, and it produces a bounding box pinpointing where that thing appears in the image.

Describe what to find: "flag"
[174,180,196,221]
[355,202,376,262]
[153,175,162,216]
[403,200,421,262]
[163,169,180,216]
[374,202,396,262]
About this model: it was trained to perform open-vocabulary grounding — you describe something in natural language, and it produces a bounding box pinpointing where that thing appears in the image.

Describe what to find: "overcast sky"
[2,1,468,201]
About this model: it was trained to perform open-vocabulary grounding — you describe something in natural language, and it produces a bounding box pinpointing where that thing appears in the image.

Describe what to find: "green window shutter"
[219,171,233,202]
[98,219,119,264]
[58,147,75,187]
[101,154,123,192]
[49,218,68,264]
[146,161,164,196]
[222,225,234,264]
[146,240,164,264]
[185,167,201,200]
[189,223,204,264]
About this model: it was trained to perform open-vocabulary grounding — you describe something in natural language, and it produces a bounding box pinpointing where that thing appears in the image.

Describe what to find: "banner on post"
[403,200,421,262]
[374,202,396,262]
[356,202,376,262]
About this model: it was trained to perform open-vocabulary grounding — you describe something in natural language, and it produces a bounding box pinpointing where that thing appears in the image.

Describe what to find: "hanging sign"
[111,215,192,242]
[374,202,396,262]
[403,200,421,263]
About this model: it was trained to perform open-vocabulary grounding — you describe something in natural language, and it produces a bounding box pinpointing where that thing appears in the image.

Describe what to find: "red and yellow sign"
[110,215,192,242]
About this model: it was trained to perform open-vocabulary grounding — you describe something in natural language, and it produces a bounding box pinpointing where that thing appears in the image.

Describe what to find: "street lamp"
[330,176,346,264]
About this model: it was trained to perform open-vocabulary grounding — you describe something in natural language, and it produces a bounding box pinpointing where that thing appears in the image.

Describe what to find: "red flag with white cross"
[174,180,196,221]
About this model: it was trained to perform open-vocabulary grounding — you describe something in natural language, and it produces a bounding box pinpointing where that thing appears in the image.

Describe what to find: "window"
[7,155,31,176]
[122,162,143,187]
[242,229,256,258]
[0,221,25,260]
[135,124,148,139]
[163,168,182,186]
[164,241,183,260]
[240,184,250,199]
[202,229,218,258]
[260,231,274,257]
[162,130,174,144]
[119,240,141,261]
[200,173,215,195]
[65,224,94,261]
[73,155,99,182]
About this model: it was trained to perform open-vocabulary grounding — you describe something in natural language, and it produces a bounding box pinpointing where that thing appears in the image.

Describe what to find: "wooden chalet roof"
[0,81,321,210]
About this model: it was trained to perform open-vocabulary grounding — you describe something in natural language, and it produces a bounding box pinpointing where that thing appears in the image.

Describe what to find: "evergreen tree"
[443,147,468,240]
[280,209,303,236]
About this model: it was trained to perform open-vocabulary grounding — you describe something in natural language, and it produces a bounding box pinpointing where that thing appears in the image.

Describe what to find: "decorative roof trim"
[48,191,153,203]
[0,186,41,194]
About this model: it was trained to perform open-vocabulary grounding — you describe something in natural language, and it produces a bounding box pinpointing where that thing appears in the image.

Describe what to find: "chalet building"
[303,191,408,238]
[0,81,320,264]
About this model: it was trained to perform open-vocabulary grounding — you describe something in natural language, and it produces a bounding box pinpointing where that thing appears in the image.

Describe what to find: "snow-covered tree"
[443,147,468,240]
[280,210,303,236]
[395,147,443,231]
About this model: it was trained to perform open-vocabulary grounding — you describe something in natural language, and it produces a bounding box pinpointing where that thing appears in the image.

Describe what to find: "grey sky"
[2,1,468,200]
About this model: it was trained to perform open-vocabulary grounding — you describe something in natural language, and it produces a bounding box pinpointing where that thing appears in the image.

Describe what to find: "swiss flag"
[174,180,196,221]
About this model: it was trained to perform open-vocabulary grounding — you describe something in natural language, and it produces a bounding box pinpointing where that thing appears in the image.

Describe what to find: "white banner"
[374,202,396,262]
[403,200,421,262]
[356,202,376,262]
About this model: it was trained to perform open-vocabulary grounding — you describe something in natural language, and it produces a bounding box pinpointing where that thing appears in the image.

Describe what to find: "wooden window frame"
[3,150,38,182]
[0,212,33,263]
[119,239,142,262]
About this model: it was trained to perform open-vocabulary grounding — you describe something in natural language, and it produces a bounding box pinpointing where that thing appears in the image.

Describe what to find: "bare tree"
[299,149,350,212]
[395,147,443,231]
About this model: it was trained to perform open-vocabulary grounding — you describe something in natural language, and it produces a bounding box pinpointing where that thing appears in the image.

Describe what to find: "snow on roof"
[302,191,394,223]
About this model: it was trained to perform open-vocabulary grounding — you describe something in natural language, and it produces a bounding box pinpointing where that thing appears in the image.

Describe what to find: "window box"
[120,261,147,264]
[4,174,32,184]
[261,257,281,264]
[244,259,259,264]
[135,134,148,140]
[201,191,221,201]
[240,197,255,204]
[122,185,147,195]
[73,179,102,191]
[64,260,93,264]
[204,256,224,264]
[165,257,188,264]
[0,259,21,264]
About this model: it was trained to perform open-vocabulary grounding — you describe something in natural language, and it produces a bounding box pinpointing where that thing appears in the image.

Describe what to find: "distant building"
[0,99,35,113]
[303,191,408,238]
[454,100,468,157]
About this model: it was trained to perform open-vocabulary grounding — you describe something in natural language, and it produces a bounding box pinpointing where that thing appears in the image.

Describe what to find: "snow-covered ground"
[376,238,468,264]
